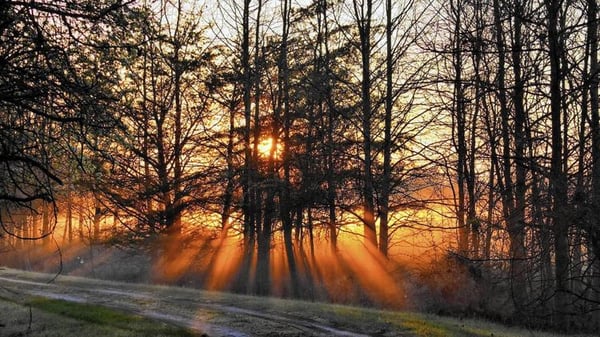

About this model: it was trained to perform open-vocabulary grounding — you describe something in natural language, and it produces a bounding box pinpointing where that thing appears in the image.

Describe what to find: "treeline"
[0,0,599,331]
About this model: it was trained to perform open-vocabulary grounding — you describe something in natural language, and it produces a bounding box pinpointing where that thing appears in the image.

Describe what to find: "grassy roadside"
[0,296,200,337]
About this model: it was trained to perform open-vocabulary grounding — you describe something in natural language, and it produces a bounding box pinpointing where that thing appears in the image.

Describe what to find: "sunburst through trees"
[1,0,599,332]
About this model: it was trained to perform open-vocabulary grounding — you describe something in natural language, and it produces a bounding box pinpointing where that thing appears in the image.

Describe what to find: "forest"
[0,0,599,333]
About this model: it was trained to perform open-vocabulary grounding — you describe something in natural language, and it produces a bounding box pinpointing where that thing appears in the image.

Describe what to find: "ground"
[0,268,593,337]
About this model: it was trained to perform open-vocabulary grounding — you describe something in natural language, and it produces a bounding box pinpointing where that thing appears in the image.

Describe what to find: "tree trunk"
[241,0,254,248]
[509,0,528,312]
[42,201,49,244]
[294,205,303,246]
[31,201,39,245]
[307,208,315,261]
[545,0,571,326]
[467,0,484,259]
[379,0,393,258]
[319,0,337,253]
[252,0,268,296]
[279,0,298,297]
[93,198,102,242]
[354,0,377,247]
[452,0,468,256]
[221,100,236,230]
[168,0,184,237]
[65,174,73,243]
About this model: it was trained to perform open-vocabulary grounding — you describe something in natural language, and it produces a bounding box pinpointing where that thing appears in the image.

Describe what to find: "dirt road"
[0,269,373,337]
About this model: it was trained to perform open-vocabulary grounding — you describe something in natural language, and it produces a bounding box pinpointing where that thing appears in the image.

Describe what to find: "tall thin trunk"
[452,0,468,255]
[278,0,298,297]
[491,0,511,232]
[320,0,337,252]
[354,0,377,247]
[31,201,39,245]
[241,0,254,250]
[171,2,183,236]
[484,152,494,261]
[526,96,551,309]
[482,92,500,262]
[78,205,84,240]
[294,205,303,246]
[509,0,528,311]
[545,0,571,325]
[221,100,236,230]
[253,0,270,296]
[467,0,483,258]
[142,30,152,215]
[66,158,73,243]
[379,0,393,258]
[93,197,101,241]
[307,208,315,260]
[65,178,73,243]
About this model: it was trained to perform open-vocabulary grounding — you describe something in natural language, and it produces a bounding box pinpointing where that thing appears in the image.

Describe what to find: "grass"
[0,296,200,337]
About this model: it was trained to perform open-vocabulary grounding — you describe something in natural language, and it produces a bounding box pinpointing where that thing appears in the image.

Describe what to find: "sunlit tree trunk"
[142,29,153,216]
[253,0,271,296]
[307,208,315,260]
[491,3,528,312]
[278,0,299,297]
[319,0,337,253]
[78,205,84,240]
[221,99,236,231]
[31,200,39,245]
[241,0,254,247]
[354,0,377,247]
[451,0,468,256]
[65,170,73,243]
[482,85,500,263]
[239,0,256,294]
[64,189,72,243]
[263,0,284,291]
[379,0,393,258]
[260,50,281,294]
[170,0,184,236]
[466,0,484,259]
[151,40,172,232]
[252,0,264,243]
[14,212,22,249]
[294,205,303,246]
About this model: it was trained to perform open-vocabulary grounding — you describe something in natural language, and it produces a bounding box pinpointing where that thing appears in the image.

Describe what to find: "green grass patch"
[27,297,199,337]
[395,313,452,337]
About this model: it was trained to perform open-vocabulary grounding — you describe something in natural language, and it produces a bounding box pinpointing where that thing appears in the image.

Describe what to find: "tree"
[93,1,219,237]
[0,0,131,241]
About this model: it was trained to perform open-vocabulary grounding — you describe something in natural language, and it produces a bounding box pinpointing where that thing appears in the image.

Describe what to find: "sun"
[257,137,282,158]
